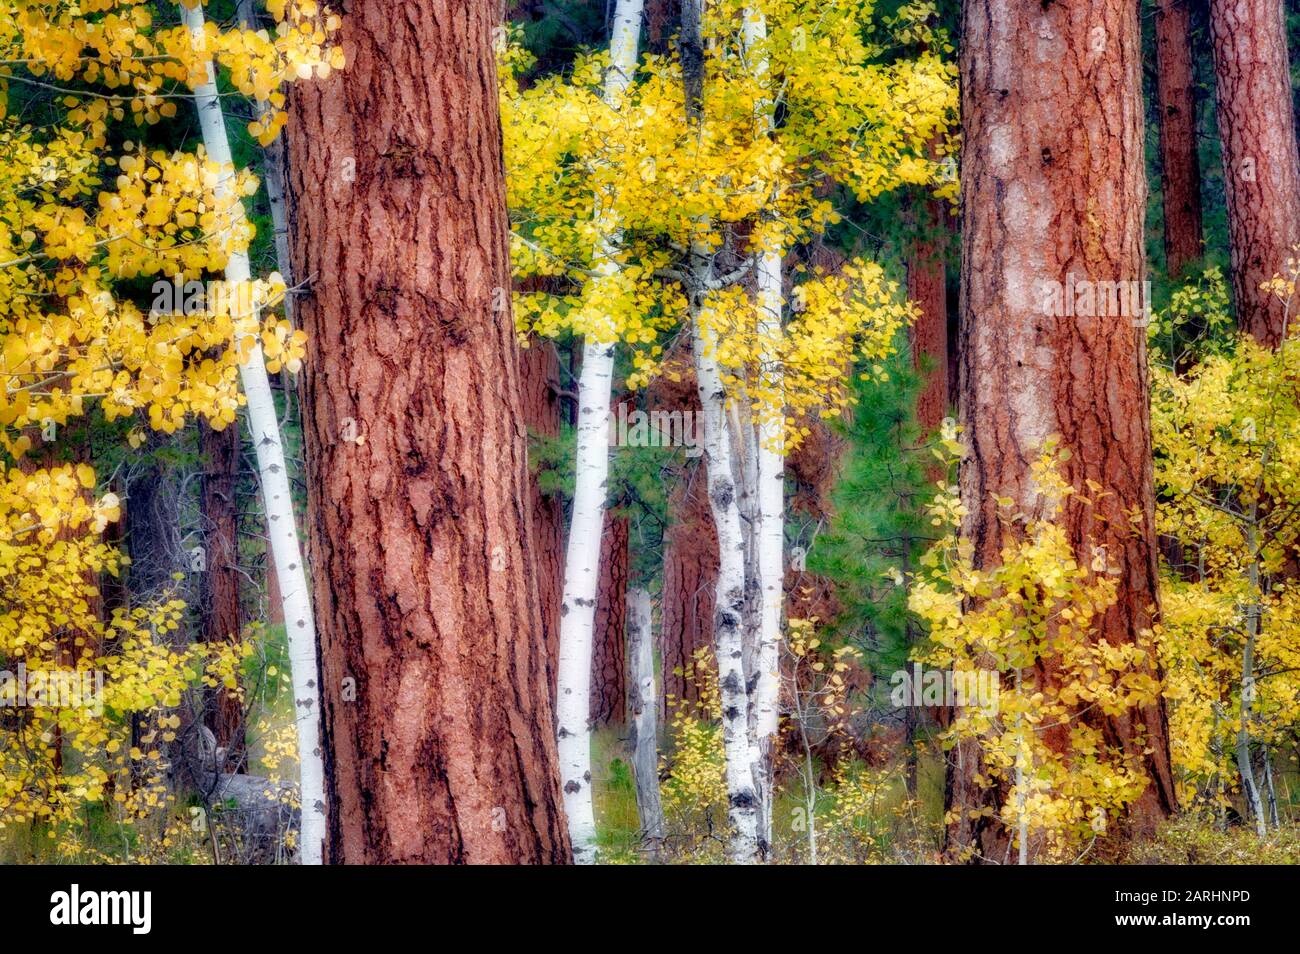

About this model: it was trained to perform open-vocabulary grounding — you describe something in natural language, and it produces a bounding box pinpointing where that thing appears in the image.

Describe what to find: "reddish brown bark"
[590,512,629,725]
[955,0,1175,862]
[908,197,950,434]
[200,420,245,766]
[518,339,565,698]
[1155,0,1205,277]
[659,464,717,716]
[647,356,718,716]
[1209,0,1300,345]
[287,0,569,864]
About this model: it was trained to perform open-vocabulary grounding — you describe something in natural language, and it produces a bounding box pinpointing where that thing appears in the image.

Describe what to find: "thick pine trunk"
[200,420,245,767]
[1209,0,1300,345]
[590,512,629,726]
[286,0,569,864]
[1154,0,1204,277]
[955,0,1175,862]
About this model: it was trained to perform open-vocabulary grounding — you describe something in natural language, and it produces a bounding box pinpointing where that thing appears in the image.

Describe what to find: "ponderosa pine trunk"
[1155,0,1205,277]
[200,420,245,768]
[955,0,1176,862]
[286,0,569,864]
[590,512,629,726]
[1209,0,1300,345]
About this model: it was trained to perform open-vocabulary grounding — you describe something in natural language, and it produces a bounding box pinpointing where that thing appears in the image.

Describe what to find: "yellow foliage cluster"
[1,0,341,142]
[0,1,332,847]
[657,648,729,861]
[1152,288,1300,808]
[0,463,246,831]
[502,0,955,441]
[909,438,1161,859]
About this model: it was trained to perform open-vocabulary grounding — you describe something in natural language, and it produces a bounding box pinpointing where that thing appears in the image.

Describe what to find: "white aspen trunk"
[626,586,665,857]
[691,242,761,864]
[181,4,325,865]
[554,0,645,865]
[743,5,785,853]
[1238,514,1267,838]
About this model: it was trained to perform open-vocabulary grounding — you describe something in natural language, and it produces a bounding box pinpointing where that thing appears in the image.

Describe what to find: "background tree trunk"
[1209,0,1300,345]
[200,420,245,768]
[660,465,717,716]
[908,195,950,434]
[518,340,565,698]
[287,0,569,864]
[955,0,1176,862]
[590,512,629,725]
[1155,0,1205,277]
[626,587,664,856]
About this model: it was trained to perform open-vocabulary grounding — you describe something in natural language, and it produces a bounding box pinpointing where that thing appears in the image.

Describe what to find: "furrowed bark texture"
[1209,0,1300,345]
[200,420,245,765]
[660,462,718,716]
[1154,0,1204,276]
[518,339,565,698]
[287,0,569,864]
[955,0,1175,862]
[590,512,629,725]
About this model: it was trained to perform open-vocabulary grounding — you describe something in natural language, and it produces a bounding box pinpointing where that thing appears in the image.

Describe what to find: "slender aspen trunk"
[955,0,1175,861]
[680,0,759,864]
[691,249,761,864]
[286,0,569,863]
[1154,0,1204,277]
[743,4,784,857]
[554,0,645,863]
[1209,0,1300,345]
[180,3,325,865]
[626,587,664,856]
[1239,516,1267,836]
